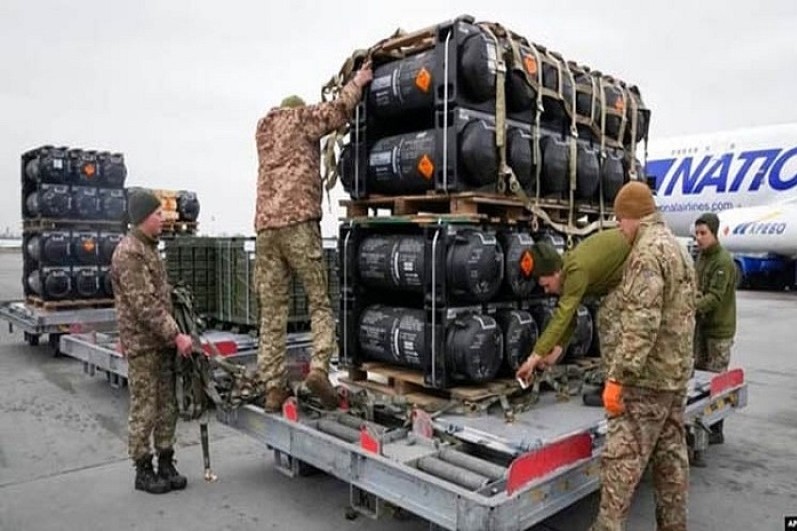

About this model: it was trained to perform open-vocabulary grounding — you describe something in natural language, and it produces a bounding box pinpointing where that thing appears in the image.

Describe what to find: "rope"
[172,283,217,420]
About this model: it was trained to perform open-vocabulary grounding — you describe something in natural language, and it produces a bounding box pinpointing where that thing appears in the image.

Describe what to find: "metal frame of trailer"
[216,369,747,531]
[55,330,747,530]
[0,300,117,352]
[58,330,312,387]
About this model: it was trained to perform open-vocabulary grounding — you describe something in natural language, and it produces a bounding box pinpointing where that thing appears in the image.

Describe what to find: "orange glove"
[603,380,625,417]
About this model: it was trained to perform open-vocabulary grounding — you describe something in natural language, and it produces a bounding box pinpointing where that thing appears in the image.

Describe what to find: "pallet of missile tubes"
[325,13,651,235]
[328,14,643,393]
[337,219,600,394]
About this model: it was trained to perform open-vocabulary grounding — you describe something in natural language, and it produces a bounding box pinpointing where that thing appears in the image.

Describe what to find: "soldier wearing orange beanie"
[590,180,696,531]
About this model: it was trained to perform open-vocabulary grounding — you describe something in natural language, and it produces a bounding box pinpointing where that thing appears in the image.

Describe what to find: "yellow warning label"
[520,250,534,277]
[417,154,435,180]
[415,67,432,93]
[524,55,538,76]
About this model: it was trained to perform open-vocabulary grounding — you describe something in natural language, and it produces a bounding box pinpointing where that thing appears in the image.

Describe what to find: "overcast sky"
[2,0,796,237]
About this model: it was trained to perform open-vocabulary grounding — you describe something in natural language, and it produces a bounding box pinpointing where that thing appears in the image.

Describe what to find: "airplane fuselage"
[645,123,797,237]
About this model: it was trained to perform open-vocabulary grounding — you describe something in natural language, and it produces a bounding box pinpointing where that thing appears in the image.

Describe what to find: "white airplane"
[646,122,797,258]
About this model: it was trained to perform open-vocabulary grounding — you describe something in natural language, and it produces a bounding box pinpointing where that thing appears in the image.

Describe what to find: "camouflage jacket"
[111,229,179,357]
[254,80,363,231]
[608,213,696,391]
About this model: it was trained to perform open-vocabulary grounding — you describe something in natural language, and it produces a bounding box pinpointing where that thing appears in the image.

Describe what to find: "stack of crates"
[129,187,200,236]
[21,145,127,303]
[214,237,258,328]
[163,236,340,331]
[163,237,217,316]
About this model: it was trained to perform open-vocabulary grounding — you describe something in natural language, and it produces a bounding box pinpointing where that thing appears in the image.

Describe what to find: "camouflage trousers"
[127,349,178,461]
[255,221,335,391]
[591,386,689,531]
[694,328,733,373]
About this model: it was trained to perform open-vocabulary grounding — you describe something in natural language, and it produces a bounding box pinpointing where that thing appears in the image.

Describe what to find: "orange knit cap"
[613,181,656,219]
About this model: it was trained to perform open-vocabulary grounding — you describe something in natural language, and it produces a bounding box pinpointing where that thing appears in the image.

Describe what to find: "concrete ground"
[1,250,796,531]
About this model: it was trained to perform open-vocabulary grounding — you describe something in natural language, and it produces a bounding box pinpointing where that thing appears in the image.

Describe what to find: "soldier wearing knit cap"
[515,228,631,384]
[127,190,163,227]
[590,180,696,531]
[691,211,736,465]
[111,189,194,494]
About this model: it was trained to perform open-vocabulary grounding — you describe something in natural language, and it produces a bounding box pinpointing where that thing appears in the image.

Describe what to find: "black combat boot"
[157,448,188,490]
[709,420,725,445]
[135,453,171,494]
[691,450,707,468]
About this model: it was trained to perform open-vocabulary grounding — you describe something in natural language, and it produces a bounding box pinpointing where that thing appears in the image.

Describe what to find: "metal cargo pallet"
[0,300,117,353]
[58,330,312,388]
[217,369,747,531]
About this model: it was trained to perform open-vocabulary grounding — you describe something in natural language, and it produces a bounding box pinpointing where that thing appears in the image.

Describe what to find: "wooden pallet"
[341,192,611,226]
[23,218,124,233]
[161,221,199,236]
[340,361,519,411]
[340,357,604,411]
[25,296,115,310]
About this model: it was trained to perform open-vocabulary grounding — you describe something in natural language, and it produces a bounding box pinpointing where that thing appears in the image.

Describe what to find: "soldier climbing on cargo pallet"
[111,190,194,494]
[690,212,737,467]
[514,228,631,401]
[590,182,696,531]
[253,60,373,412]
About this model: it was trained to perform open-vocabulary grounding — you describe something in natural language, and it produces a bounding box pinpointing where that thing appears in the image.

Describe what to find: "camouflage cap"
[280,95,306,108]
[530,241,563,278]
[695,212,720,235]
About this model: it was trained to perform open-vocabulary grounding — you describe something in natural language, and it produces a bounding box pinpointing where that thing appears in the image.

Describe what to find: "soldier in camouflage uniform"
[515,229,631,389]
[111,190,194,494]
[254,62,373,412]
[591,182,697,531]
[691,212,736,462]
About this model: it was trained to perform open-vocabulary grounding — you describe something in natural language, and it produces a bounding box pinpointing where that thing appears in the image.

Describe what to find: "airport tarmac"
[0,250,795,531]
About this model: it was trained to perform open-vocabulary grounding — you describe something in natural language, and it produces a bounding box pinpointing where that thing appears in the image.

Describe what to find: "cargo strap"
[320,49,370,206]
[320,25,439,198]
[598,76,608,228]
[477,25,612,238]
[504,33,545,212]
[562,56,579,248]
[477,23,511,195]
[598,76,629,150]
[171,284,225,420]
[626,88,640,181]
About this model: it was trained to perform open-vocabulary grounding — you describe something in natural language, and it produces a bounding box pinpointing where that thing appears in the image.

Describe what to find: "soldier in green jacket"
[693,212,737,454]
[515,228,631,383]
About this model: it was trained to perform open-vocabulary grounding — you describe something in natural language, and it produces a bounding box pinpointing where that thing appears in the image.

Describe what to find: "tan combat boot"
[304,370,339,410]
[264,387,290,413]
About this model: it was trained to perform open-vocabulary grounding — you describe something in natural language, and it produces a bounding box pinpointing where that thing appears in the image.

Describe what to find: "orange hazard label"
[417,155,435,180]
[83,240,96,252]
[415,67,432,93]
[613,97,625,113]
[524,56,538,76]
[83,164,96,178]
[520,250,534,277]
